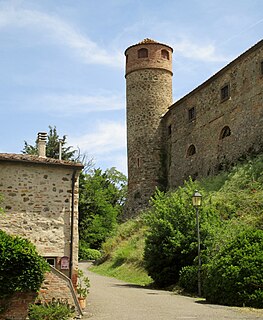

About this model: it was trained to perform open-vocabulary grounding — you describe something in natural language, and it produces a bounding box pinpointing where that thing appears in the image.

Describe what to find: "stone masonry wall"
[164,41,263,188]
[0,160,80,285]
[125,40,173,215]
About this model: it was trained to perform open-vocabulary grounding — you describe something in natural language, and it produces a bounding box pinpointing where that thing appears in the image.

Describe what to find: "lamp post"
[192,190,202,297]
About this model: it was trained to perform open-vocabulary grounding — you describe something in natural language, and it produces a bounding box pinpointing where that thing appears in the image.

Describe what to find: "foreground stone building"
[125,38,263,215]
[0,134,83,319]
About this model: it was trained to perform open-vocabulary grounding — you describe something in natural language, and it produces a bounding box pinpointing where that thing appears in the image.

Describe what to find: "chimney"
[37,132,47,158]
[58,139,63,160]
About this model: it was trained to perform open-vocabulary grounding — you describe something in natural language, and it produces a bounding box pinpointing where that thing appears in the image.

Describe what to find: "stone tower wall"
[125,40,173,215]
[164,40,263,188]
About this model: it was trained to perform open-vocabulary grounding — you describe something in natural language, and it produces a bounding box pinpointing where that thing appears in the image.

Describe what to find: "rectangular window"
[221,84,230,102]
[188,107,196,121]
[46,257,56,267]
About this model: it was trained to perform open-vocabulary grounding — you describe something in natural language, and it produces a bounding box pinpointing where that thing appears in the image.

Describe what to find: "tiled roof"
[0,153,83,169]
[125,38,173,54]
[138,38,158,44]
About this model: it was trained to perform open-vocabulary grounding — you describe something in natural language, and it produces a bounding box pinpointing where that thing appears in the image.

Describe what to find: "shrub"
[79,241,101,260]
[204,229,263,308]
[179,265,199,294]
[143,181,221,287]
[28,299,75,320]
[0,230,49,299]
[144,184,204,287]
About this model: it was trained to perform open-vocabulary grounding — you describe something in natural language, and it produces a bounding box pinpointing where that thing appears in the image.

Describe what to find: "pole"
[196,206,201,297]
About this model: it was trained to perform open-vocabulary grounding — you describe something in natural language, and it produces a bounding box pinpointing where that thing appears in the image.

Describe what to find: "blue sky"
[0,0,263,174]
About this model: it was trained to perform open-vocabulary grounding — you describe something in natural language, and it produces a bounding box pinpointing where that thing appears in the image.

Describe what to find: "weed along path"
[79,262,263,320]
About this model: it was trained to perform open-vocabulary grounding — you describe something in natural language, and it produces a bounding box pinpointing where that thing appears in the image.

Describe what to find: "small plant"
[28,298,75,320]
[77,270,90,299]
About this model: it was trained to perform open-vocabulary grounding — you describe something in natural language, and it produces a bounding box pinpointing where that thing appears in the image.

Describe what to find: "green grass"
[90,218,153,286]
[90,260,152,286]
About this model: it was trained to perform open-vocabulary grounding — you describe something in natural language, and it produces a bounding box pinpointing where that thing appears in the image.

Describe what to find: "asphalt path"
[79,262,263,320]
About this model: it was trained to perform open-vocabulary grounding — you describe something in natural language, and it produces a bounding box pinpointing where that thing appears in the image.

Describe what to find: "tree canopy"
[22,126,76,161]
[79,168,127,251]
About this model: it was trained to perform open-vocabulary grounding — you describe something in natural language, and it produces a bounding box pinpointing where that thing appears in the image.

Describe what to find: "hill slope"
[91,155,263,298]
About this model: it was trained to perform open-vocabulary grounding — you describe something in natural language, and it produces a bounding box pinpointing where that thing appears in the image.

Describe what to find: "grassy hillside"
[91,155,263,288]
[90,218,151,285]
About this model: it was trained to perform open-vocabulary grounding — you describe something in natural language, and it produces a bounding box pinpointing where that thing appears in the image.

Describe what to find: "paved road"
[79,262,263,320]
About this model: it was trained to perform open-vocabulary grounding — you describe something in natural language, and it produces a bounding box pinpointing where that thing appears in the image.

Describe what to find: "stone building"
[125,38,263,215]
[0,133,83,318]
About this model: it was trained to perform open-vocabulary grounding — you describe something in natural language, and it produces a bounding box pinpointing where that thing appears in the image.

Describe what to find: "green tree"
[79,168,127,251]
[22,126,76,160]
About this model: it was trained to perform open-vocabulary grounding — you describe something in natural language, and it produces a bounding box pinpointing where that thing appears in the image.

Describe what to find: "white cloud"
[68,120,127,172]
[0,4,123,67]
[173,39,231,63]
[97,153,127,175]
[69,121,126,156]
[28,93,125,115]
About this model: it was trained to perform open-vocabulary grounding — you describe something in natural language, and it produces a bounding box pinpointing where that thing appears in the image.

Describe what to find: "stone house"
[0,133,83,319]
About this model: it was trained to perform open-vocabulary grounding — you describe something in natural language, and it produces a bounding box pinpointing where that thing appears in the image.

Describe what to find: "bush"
[204,229,263,308]
[28,299,75,320]
[143,183,218,287]
[0,230,49,299]
[79,241,101,260]
[179,265,199,294]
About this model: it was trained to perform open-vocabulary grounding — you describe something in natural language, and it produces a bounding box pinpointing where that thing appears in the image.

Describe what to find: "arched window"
[219,126,231,140]
[161,49,169,60]
[138,48,148,58]
[187,144,196,157]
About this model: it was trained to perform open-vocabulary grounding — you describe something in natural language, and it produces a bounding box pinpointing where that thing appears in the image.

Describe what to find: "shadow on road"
[112,283,172,295]
[112,283,146,289]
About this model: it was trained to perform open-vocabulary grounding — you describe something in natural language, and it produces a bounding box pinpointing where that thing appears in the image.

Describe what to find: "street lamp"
[192,190,202,297]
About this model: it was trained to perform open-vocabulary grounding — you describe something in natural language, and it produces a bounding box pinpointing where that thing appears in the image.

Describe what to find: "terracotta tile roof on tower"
[125,38,173,55]
[138,38,158,44]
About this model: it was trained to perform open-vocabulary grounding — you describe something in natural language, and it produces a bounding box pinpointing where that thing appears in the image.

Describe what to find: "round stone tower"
[125,38,173,215]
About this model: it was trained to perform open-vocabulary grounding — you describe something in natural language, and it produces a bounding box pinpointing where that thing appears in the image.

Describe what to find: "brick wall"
[38,267,82,316]
[0,268,82,320]
[0,292,36,320]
